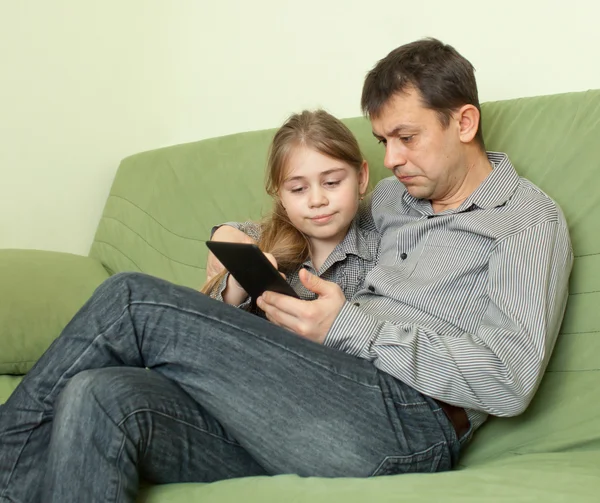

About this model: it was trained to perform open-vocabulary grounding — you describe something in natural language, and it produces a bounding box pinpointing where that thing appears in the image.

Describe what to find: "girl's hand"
[263,252,281,275]
[207,226,257,280]
[222,273,249,306]
[222,252,284,306]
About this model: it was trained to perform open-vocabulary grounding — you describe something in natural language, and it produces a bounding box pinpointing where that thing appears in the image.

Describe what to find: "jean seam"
[83,377,132,503]
[114,435,127,503]
[130,300,381,390]
[43,305,133,404]
[0,428,35,500]
[117,409,242,447]
[392,401,429,408]
[371,439,446,475]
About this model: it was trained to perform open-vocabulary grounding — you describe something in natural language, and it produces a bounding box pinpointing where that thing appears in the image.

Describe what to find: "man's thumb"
[299,268,327,295]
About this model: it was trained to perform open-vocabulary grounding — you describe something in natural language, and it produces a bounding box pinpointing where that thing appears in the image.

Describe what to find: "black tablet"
[205,241,299,299]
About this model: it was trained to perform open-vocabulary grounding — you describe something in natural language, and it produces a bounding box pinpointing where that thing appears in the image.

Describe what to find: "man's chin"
[405,187,430,200]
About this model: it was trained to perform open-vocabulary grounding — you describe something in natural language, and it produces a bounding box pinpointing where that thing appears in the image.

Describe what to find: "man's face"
[371,87,465,202]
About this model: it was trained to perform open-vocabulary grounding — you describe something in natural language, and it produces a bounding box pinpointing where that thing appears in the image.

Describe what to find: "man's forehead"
[370,106,434,136]
[370,88,430,135]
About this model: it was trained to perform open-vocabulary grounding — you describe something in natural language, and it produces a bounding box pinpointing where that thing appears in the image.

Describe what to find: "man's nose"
[384,144,407,171]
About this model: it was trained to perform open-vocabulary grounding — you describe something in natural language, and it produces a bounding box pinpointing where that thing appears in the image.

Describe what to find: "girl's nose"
[308,188,328,208]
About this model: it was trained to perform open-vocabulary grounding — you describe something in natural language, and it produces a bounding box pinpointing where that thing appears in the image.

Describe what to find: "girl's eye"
[324,180,341,188]
[290,187,305,193]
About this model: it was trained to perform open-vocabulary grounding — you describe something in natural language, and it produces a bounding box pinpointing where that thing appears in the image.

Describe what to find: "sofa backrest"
[459,91,600,464]
[90,89,600,464]
[90,90,600,288]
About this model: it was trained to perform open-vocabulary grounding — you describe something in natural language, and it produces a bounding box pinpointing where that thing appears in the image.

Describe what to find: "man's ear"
[456,104,480,144]
[358,160,369,196]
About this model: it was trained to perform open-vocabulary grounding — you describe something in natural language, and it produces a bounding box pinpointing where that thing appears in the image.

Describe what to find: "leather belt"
[434,399,470,439]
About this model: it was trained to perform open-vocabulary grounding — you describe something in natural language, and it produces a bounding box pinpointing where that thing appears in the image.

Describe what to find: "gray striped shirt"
[325,152,573,430]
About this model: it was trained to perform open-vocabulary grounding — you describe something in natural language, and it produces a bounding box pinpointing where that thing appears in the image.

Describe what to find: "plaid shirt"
[211,218,380,310]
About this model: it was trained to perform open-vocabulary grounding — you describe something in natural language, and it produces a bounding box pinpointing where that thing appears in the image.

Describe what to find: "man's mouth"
[397,174,417,183]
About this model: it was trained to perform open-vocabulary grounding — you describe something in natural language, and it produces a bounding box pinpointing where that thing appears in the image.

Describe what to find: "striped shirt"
[325,152,573,430]
[212,219,381,310]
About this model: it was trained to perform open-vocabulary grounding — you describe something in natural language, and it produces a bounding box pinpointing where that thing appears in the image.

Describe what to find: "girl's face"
[278,146,369,248]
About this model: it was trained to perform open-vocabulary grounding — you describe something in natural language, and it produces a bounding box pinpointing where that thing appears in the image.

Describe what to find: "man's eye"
[400,135,414,143]
[377,138,387,146]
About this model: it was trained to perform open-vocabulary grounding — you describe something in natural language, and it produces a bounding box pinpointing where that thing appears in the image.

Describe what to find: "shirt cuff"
[211,221,262,243]
[210,221,245,239]
[324,301,381,358]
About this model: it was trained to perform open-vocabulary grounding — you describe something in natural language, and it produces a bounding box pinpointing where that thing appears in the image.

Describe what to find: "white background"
[1,0,598,254]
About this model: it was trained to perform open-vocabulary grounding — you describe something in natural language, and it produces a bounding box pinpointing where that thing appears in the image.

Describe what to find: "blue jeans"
[0,272,461,503]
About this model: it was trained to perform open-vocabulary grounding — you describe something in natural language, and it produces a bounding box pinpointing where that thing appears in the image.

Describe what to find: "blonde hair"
[202,109,364,296]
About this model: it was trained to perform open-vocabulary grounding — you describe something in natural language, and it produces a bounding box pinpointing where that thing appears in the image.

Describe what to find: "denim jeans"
[0,272,461,503]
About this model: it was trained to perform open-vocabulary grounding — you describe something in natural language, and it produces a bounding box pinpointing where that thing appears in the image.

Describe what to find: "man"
[0,39,572,503]
[213,38,572,425]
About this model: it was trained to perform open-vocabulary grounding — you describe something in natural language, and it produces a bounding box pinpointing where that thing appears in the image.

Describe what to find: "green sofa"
[1,89,599,502]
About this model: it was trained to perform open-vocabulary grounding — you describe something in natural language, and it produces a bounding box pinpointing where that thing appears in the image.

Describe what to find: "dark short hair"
[361,38,485,148]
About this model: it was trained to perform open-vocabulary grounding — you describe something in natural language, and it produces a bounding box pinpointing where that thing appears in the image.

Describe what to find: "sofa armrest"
[0,249,110,375]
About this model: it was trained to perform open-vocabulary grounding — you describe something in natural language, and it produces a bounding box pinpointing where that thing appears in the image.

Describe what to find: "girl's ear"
[358,160,369,197]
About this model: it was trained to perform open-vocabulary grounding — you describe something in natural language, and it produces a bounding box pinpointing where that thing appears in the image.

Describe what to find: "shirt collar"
[301,218,373,271]
[335,217,373,261]
[465,152,520,210]
[401,151,520,213]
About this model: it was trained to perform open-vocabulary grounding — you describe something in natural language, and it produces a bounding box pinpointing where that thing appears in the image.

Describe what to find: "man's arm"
[324,219,573,417]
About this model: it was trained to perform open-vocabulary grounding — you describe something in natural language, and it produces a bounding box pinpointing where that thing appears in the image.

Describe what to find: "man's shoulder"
[495,176,570,245]
[373,175,403,192]
[371,176,406,205]
[511,177,566,224]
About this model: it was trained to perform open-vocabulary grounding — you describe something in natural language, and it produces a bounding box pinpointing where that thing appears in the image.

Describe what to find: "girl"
[202,109,380,309]
[0,110,383,503]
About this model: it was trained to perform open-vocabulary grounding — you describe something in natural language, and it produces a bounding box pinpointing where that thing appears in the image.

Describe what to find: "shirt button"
[353,302,360,307]
[400,253,408,260]
[368,285,375,292]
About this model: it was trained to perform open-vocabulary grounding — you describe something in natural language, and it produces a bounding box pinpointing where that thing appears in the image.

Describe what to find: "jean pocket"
[371,441,446,476]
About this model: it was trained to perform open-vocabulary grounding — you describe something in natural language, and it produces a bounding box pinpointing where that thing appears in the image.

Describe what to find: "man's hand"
[256,268,346,343]
[207,226,257,280]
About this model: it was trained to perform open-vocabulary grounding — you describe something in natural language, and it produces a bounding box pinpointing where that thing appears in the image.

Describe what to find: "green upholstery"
[0,249,110,374]
[1,90,599,501]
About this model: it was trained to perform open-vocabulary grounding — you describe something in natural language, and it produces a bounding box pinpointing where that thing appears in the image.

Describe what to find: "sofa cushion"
[136,451,600,503]
[0,250,110,374]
